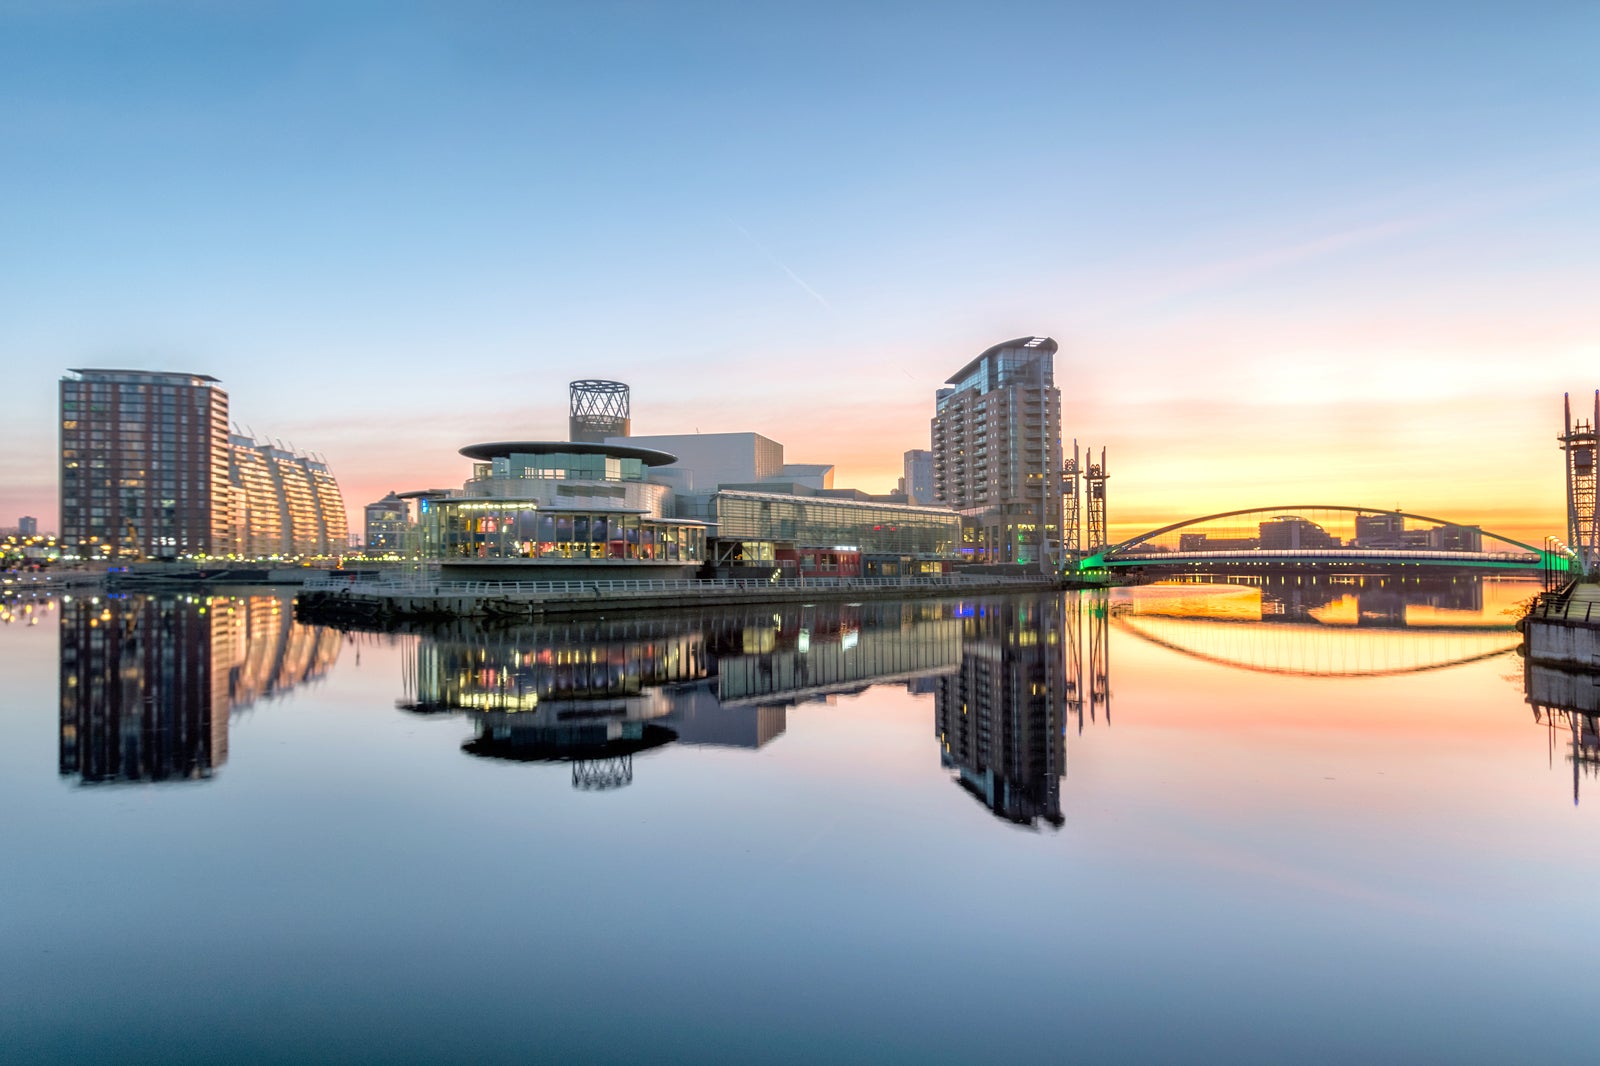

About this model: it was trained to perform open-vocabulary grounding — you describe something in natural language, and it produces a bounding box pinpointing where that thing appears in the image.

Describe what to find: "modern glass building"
[681,489,961,572]
[931,336,1067,565]
[419,441,706,578]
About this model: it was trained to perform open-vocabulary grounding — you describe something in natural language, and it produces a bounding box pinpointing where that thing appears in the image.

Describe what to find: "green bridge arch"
[1075,505,1563,572]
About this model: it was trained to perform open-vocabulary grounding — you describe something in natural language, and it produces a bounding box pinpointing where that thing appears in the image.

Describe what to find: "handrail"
[303,572,1048,597]
[1109,548,1542,564]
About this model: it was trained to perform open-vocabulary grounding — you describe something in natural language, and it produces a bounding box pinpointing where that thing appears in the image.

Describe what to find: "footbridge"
[1077,506,1566,575]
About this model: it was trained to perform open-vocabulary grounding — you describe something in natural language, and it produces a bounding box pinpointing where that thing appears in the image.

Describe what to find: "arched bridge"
[1078,505,1565,574]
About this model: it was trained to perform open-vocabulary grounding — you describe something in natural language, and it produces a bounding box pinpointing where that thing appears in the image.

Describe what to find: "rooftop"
[944,336,1057,386]
[459,440,679,466]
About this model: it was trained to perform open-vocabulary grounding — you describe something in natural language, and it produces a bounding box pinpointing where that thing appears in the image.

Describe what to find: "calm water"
[2,576,1596,1064]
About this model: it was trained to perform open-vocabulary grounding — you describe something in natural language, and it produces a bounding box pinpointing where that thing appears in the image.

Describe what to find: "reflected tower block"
[934,597,1065,828]
[59,594,229,783]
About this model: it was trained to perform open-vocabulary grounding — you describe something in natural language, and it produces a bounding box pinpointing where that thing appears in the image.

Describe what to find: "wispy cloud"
[735,223,833,312]
[1088,166,1600,320]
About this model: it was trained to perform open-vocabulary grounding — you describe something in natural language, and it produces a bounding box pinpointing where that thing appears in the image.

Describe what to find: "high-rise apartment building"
[18,516,38,537]
[60,369,232,559]
[931,336,1065,564]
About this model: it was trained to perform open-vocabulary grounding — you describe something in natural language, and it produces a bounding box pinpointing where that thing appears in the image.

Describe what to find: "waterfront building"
[59,368,348,561]
[612,428,952,576]
[931,336,1067,565]
[364,491,409,553]
[228,434,349,557]
[677,489,961,575]
[417,440,706,579]
[60,369,232,559]
[900,449,934,505]
[18,516,38,537]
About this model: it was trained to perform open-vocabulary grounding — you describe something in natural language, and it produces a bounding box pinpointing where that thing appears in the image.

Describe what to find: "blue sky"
[3,1,1597,538]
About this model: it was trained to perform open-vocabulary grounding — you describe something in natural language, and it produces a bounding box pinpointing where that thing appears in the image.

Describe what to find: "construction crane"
[121,517,143,561]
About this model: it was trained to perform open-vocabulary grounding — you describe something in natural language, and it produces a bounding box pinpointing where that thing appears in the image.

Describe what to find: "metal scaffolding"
[1084,445,1109,554]
[1061,439,1081,562]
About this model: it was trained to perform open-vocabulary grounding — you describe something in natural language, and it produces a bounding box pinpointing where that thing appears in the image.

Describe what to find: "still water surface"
[2,577,1595,1064]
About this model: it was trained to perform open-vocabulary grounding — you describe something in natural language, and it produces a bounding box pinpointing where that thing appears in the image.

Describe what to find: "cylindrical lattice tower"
[569,380,631,442]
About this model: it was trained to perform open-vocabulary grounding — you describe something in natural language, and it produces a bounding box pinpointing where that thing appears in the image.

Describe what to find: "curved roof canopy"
[459,440,679,467]
[945,336,1057,386]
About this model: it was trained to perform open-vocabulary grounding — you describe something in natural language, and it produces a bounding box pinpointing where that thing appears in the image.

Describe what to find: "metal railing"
[1110,548,1543,565]
[1534,586,1600,625]
[303,572,1047,597]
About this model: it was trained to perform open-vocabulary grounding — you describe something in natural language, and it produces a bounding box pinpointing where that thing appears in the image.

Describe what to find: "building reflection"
[59,591,341,785]
[400,602,964,788]
[935,595,1067,829]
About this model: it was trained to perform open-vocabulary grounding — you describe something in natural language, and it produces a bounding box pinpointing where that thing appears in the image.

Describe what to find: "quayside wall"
[1524,583,1600,670]
[295,573,1067,625]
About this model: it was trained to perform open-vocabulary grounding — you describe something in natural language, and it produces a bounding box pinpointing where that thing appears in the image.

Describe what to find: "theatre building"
[416,440,706,580]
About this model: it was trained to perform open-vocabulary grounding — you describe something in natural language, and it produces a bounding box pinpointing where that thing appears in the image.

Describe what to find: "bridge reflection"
[1108,577,1525,678]
[58,591,342,785]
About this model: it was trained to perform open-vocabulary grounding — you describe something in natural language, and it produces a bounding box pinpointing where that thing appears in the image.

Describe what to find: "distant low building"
[364,491,409,553]
[1259,516,1338,550]
[900,449,934,505]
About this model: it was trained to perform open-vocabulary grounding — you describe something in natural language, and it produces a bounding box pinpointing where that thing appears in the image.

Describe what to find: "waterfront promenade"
[1525,582,1600,669]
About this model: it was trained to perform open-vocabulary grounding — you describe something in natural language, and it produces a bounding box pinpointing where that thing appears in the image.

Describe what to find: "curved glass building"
[420,440,706,579]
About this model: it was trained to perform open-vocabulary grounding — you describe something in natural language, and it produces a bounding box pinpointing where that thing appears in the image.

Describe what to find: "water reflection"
[1111,576,1527,677]
[50,576,1572,815]
[399,602,964,788]
[58,591,341,785]
[1525,660,1600,805]
[935,597,1067,828]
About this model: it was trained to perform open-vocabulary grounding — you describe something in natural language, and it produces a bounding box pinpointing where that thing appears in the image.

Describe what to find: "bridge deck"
[1106,547,1543,569]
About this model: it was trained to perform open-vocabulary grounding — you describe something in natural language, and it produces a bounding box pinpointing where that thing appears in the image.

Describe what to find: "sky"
[2,1,1597,546]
